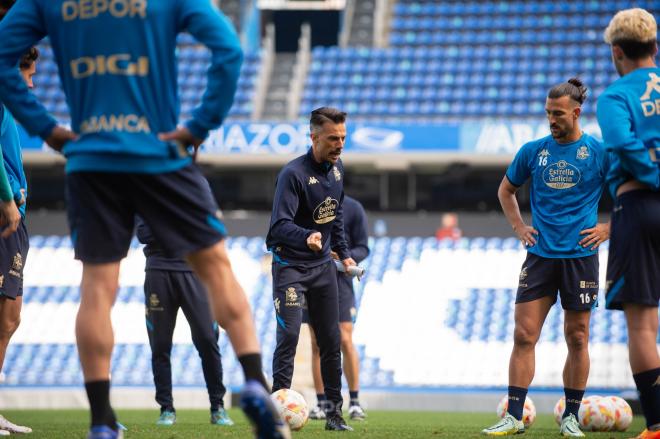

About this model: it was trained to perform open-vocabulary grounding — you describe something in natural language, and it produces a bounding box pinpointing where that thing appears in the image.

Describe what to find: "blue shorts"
[0,220,28,300]
[303,272,355,324]
[66,165,226,263]
[516,252,599,311]
[606,190,660,310]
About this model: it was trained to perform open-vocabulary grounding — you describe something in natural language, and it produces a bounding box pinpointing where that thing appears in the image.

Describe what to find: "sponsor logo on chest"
[543,159,582,189]
[313,197,339,224]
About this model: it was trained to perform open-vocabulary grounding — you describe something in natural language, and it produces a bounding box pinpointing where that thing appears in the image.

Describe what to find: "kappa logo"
[641,73,660,101]
[274,298,281,314]
[537,149,550,166]
[576,145,589,160]
[308,176,319,185]
[640,72,660,117]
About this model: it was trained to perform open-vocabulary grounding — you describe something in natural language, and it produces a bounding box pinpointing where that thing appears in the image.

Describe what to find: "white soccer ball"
[271,388,309,431]
[604,396,633,432]
[578,395,615,432]
[553,396,566,425]
[496,395,536,428]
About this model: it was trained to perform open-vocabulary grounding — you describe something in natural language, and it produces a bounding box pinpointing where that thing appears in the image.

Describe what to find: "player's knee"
[150,340,173,356]
[513,325,538,348]
[0,314,20,340]
[340,332,353,352]
[318,334,341,354]
[565,326,589,351]
[310,338,320,355]
[192,334,217,353]
[280,326,300,347]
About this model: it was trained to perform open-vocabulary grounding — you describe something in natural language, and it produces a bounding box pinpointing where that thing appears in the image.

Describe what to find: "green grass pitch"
[0,409,646,438]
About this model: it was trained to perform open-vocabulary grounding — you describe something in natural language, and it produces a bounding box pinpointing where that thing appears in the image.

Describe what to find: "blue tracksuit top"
[0,105,27,217]
[0,0,242,174]
[596,67,660,197]
[266,148,350,267]
[341,196,369,264]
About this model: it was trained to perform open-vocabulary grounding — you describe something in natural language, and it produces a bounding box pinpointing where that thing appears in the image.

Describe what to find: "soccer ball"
[553,396,565,425]
[496,395,536,428]
[578,395,615,432]
[604,396,633,431]
[271,389,309,431]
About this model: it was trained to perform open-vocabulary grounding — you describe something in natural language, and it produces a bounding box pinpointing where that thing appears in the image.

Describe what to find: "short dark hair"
[310,107,347,133]
[0,0,16,21]
[547,77,587,105]
[19,47,38,70]
[613,39,657,60]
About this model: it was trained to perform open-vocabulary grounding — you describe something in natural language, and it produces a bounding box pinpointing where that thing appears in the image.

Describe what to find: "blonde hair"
[604,8,657,44]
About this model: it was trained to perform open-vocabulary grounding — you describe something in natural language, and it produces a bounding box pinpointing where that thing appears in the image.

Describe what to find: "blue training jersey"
[0,105,27,217]
[0,0,242,174]
[506,133,608,258]
[596,67,660,197]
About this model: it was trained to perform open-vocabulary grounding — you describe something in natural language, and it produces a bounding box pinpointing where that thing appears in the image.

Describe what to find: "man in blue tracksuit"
[137,218,233,428]
[306,195,370,421]
[598,9,660,438]
[267,107,356,432]
[0,2,287,438]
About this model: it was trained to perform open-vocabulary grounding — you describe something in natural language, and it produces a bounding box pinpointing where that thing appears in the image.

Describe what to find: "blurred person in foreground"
[0,2,288,438]
[0,1,36,434]
[597,8,660,439]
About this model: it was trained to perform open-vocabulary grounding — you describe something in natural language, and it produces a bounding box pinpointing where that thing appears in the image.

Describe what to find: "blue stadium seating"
[1,235,645,389]
[300,0,660,119]
[31,34,261,124]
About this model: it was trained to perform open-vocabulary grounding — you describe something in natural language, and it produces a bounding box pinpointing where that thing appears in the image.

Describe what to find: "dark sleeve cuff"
[185,119,210,141]
[38,120,57,140]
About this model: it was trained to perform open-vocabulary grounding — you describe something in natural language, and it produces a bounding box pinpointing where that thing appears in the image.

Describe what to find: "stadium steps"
[260,52,297,121]
[345,0,377,46]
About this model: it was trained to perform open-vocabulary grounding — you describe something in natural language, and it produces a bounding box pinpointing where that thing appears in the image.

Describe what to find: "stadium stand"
[300,0,659,120]
[2,235,641,392]
[31,34,260,124]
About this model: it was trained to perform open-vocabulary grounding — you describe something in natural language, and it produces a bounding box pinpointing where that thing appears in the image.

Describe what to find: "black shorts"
[302,272,355,324]
[0,220,28,300]
[66,165,226,263]
[605,190,660,310]
[516,252,599,311]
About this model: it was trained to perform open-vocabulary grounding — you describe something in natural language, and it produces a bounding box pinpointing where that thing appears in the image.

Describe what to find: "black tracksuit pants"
[271,261,342,414]
[144,269,226,412]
